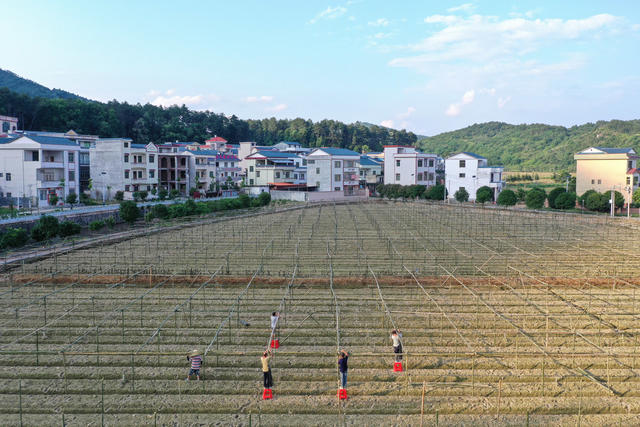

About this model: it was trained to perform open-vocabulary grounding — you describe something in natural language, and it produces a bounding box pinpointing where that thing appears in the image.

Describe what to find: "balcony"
[41,161,64,168]
[38,180,62,188]
[343,167,358,173]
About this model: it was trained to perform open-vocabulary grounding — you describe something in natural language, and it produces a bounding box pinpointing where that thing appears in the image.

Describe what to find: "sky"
[4,1,640,136]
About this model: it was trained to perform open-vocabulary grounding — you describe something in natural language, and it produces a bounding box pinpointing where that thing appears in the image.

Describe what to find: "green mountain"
[418,120,640,171]
[0,69,85,100]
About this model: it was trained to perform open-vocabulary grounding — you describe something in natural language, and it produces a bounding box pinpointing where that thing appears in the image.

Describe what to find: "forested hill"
[418,120,640,171]
[0,88,416,152]
[0,69,85,100]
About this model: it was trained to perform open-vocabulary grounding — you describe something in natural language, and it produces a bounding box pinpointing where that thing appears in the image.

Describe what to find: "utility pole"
[610,189,615,217]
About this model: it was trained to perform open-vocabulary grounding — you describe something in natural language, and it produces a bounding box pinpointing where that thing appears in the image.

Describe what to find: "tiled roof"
[359,155,381,166]
[593,147,635,154]
[316,147,360,156]
[18,135,79,147]
[250,150,299,159]
[190,149,219,156]
[628,168,639,175]
[0,136,17,144]
[460,151,486,159]
[131,143,147,149]
[206,136,227,143]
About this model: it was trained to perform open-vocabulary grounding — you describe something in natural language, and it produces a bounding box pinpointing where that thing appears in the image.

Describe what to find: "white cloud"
[268,104,288,112]
[246,95,274,103]
[380,120,395,128]
[309,6,347,24]
[461,89,475,104]
[497,96,511,108]
[398,106,416,119]
[445,104,461,117]
[447,3,475,13]
[368,18,389,27]
[149,90,219,108]
[394,13,620,69]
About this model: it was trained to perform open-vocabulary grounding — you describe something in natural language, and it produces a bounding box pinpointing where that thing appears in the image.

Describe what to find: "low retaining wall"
[271,190,369,202]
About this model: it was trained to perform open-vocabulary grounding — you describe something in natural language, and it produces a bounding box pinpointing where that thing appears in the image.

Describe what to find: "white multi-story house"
[0,115,19,134]
[445,152,504,201]
[0,134,80,207]
[359,155,383,186]
[90,138,159,201]
[383,145,437,187]
[184,149,219,192]
[245,151,300,187]
[306,148,362,195]
[215,152,241,186]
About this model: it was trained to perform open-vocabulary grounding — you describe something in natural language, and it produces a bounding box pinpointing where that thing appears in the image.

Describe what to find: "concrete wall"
[576,158,634,202]
[270,190,368,202]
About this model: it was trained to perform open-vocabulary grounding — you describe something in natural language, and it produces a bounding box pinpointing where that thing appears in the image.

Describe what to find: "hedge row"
[376,184,447,200]
[143,192,271,221]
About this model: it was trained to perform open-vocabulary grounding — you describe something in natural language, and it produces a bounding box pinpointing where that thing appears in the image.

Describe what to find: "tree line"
[0,88,417,152]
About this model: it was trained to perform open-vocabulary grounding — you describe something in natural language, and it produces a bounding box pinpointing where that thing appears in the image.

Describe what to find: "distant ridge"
[0,68,86,100]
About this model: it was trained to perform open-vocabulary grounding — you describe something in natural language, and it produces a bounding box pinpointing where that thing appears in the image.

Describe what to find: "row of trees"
[0,88,417,152]
[376,184,446,200]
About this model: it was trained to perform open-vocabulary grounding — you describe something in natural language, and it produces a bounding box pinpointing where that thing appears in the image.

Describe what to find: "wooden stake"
[420,381,426,427]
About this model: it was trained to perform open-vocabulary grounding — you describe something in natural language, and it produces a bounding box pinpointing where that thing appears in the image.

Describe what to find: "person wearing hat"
[261,350,273,389]
[186,349,203,381]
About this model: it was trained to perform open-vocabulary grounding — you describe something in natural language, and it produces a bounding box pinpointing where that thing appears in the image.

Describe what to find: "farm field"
[2,201,640,425]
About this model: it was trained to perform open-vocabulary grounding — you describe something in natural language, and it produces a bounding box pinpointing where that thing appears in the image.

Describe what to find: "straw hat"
[189,349,201,357]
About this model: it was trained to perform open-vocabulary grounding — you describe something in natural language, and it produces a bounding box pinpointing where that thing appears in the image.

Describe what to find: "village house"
[574,147,638,204]
[444,152,504,201]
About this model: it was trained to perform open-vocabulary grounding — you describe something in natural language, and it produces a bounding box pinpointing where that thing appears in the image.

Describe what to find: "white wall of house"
[383,146,437,187]
[445,153,504,200]
[306,150,360,193]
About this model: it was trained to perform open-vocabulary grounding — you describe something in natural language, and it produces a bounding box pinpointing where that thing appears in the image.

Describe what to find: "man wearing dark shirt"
[338,349,350,389]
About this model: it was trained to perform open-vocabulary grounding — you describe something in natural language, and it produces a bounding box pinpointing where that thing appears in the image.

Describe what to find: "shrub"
[89,220,105,231]
[426,184,446,200]
[555,192,577,210]
[158,189,168,201]
[454,188,469,203]
[58,221,81,237]
[132,191,141,202]
[0,228,29,250]
[376,184,385,197]
[497,189,518,206]
[184,199,198,216]
[30,225,48,242]
[547,187,566,209]
[105,217,116,228]
[65,193,77,205]
[585,192,607,212]
[516,188,527,202]
[238,193,251,208]
[114,191,124,201]
[119,201,140,225]
[151,188,157,196]
[80,193,91,204]
[168,204,187,218]
[49,195,59,206]
[33,215,59,241]
[144,212,154,222]
[476,186,493,204]
[151,204,169,219]
[258,192,271,206]
[633,189,640,208]
[525,188,546,209]
[614,191,624,209]
[169,189,180,199]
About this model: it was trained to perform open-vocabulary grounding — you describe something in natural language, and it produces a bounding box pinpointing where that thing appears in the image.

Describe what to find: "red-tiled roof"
[628,168,638,174]
[206,136,227,143]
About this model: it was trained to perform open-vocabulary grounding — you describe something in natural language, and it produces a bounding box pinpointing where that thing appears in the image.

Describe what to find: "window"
[418,173,423,181]
[303,159,307,166]
[256,171,261,177]
[459,160,466,168]
[294,174,298,179]
[396,160,400,167]
[307,159,315,164]
[149,170,155,178]
[418,160,423,167]
[629,160,634,170]
[334,161,341,168]
[591,179,595,184]
[395,173,400,181]
[125,185,130,191]
[335,187,340,191]
[124,170,130,179]
[6,192,10,197]
[459,173,465,178]
[124,142,129,148]
[598,179,602,184]
[209,171,214,178]
[249,166,254,172]
[334,174,341,182]
[316,181,320,187]
[79,153,90,165]
[428,159,434,167]
[124,154,129,163]
[627,177,631,185]
[275,171,280,178]
[360,170,364,176]
[0,173,3,177]
[6,173,11,181]
[346,160,354,168]
[635,176,639,185]
[68,152,74,162]
[249,179,254,185]
[428,173,434,181]
[32,151,39,161]
[316,167,320,174]
[149,155,154,163]
[68,171,75,181]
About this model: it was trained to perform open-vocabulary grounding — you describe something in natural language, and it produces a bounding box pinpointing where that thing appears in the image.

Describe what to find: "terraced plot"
[2,201,640,425]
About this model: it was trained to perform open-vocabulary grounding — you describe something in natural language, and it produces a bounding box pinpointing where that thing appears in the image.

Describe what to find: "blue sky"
[4,1,640,135]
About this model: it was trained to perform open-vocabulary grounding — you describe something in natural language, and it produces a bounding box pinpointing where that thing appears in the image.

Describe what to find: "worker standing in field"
[338,349,350,389]
[391,330,403,362]
[262,350,274,389]
[186,349,203,381]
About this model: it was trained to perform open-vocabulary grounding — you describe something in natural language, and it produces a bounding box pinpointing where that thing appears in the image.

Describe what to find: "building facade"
[306,148,361,195]
[445,152,504,201]
[574,147,638,203]
[383,145,437,187]
[0,135,80,207]
[245,151,300,187]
